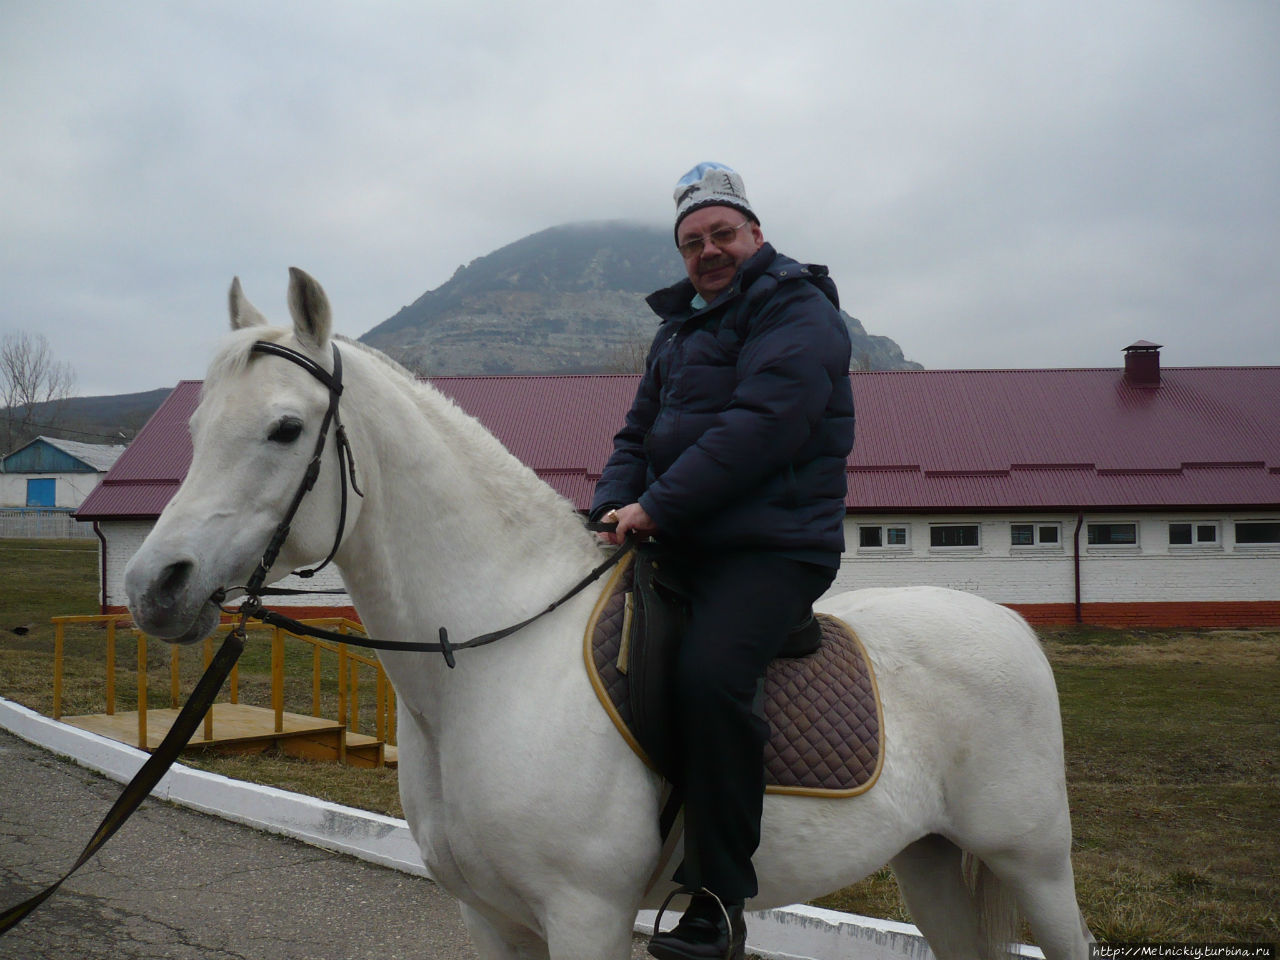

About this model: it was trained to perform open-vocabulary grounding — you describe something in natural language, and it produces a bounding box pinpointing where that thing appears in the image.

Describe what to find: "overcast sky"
[2,1,1276,398]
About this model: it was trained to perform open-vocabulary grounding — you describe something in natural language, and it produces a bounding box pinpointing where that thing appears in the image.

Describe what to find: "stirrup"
[650,886,736,960]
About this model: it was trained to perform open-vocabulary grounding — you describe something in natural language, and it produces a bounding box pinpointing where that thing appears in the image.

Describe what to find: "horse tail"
[963,852,1021,960]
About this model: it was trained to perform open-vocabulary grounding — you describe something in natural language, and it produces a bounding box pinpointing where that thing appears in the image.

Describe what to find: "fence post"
[272,628,285,734]
[52,620,64,721]
[349,661,360,735]
[312,647,322,717]
[105,618,116,716]
[137,633,148,750]
[388,685,396,746]
[337,644,348,728]
[203,634,215,742]
[375,668,386,743]
[170,644,181,708]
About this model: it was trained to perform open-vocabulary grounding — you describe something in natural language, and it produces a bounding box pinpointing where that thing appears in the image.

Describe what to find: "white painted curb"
[0,696,427,877]
[637,905,938,960]
[2,696,1043,960]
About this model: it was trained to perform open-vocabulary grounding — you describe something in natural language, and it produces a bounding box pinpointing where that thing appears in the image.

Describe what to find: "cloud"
[1,0,1276,394]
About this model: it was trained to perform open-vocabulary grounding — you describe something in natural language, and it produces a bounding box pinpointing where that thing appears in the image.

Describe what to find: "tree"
[1,331,77,454]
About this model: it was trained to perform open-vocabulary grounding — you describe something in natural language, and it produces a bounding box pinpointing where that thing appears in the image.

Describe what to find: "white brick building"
[77,344,1280,627]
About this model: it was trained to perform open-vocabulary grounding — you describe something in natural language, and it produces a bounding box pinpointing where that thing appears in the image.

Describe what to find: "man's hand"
[599,503,657,544]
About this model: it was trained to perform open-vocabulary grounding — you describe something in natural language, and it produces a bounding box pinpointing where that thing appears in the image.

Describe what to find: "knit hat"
[672,162,758,239]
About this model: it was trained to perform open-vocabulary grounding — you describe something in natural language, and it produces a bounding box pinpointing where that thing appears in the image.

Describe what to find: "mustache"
[697,255,734,275]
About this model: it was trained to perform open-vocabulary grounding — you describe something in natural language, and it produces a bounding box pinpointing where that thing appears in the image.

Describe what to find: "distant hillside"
[11,225,919,452]
[2,388,171,453]
[361,221,921,375]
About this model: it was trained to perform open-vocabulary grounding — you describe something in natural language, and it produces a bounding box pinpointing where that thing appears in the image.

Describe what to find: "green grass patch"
[0,539,389,733]
[813,629,1279,942]
[2,540,1277,942]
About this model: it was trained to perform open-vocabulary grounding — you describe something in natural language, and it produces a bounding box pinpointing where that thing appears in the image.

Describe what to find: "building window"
[1169,522,1219,546]
[1235,521,1280,545]
[26,478,56,508]
[930,524,980,548]
[1011,523,1061,547]
[1087,522,1137,546]
[859,525,910,549]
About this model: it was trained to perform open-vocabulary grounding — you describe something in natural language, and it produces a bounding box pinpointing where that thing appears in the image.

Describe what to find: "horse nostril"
[157,560,193,599]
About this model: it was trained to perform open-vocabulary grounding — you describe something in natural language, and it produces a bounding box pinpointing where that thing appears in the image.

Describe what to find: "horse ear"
[228,277,269,330]
[287,267,332,350]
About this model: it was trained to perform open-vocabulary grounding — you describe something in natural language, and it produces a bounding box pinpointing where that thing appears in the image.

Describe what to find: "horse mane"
[344,338,587,534]
[207,327,589,542]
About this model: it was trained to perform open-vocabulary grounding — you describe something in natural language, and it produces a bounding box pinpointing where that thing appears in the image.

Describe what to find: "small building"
[77,344,1280,627]
[1,436,125,539]
[831,343,1280,627]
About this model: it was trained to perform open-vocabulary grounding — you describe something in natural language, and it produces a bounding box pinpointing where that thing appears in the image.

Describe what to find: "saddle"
[584,545,883,797]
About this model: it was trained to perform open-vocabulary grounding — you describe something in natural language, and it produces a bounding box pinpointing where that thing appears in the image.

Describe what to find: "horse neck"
[332,351,602,646]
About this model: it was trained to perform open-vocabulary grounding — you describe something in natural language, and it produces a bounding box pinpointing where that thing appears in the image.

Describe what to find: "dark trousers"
[663,549,837,901]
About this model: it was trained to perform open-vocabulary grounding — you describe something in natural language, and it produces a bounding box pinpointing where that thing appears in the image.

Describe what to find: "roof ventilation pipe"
[1123,340,1162,386]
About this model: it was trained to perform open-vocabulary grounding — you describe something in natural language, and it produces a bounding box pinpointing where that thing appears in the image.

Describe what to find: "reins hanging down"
[0,627,246,935]
[0,339,631,937]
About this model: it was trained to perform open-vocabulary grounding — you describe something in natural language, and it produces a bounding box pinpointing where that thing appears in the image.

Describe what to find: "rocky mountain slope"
[360,221,920,375]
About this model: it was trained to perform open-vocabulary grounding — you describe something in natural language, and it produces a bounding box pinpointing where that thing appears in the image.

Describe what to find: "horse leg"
[889,834,986,960]
[542,896,638,960]
[980,844,1093,960]
[460,902,549,960]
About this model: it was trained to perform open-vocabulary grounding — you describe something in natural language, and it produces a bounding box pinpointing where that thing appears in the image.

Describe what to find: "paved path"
[0,731,656,959]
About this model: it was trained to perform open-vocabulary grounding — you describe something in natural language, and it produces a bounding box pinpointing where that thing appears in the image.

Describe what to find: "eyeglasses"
[676,219,750,259]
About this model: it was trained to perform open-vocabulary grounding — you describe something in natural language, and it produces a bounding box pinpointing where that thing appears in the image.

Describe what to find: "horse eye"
[268,417,304,443]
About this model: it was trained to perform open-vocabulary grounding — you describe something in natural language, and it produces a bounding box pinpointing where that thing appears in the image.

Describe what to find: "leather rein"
[0,339,632,935]
[237,340,634,666]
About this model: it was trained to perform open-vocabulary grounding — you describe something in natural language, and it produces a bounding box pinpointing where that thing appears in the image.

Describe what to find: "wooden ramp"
[62,703,397,769]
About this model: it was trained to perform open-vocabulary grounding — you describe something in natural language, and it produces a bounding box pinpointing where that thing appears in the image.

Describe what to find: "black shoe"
[648,892,745,960]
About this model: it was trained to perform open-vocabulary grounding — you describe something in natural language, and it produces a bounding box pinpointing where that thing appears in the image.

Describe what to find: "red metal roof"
[76,365,1280,521]
[846,366,1280,510]
[76,381,201,520]
[432,375,637,473]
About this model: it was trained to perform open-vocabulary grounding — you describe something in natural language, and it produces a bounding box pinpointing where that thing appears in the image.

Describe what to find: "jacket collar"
[646,243,781,323]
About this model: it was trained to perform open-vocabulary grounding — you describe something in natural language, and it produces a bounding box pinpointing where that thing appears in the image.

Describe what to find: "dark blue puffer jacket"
[591,243,855,556]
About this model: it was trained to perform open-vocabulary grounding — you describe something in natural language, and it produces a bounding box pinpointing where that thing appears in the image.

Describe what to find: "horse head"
[125,268,362,643]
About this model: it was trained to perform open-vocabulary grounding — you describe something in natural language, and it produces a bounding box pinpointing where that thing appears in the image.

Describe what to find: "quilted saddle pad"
[583,551,884,797]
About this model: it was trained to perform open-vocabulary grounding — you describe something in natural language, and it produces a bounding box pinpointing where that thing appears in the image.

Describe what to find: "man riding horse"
[593,162,855,960]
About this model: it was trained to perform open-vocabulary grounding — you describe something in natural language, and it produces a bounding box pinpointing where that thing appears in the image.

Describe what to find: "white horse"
[125,269,1092,960]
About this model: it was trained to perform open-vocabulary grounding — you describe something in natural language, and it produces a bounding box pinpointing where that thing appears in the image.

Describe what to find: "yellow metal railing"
[51,615,395,755]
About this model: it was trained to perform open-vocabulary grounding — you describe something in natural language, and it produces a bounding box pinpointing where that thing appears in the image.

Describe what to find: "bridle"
[240,339,361,592]
[235,339,633,665]
[0,338,633,935]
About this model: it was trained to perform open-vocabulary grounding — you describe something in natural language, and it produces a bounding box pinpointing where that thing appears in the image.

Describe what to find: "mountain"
[7,225,920,453]
[360,221,921,375]
[2,388,172,453]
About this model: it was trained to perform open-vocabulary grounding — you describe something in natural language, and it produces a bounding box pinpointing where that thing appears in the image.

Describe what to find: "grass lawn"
[1,539,1277,943]
[812,627,1280,942]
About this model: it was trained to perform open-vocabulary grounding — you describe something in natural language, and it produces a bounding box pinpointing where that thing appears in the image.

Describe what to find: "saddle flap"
[584,551,884,798]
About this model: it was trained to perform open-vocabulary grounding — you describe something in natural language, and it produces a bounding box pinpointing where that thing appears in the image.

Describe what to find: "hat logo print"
[713,172,742,197]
